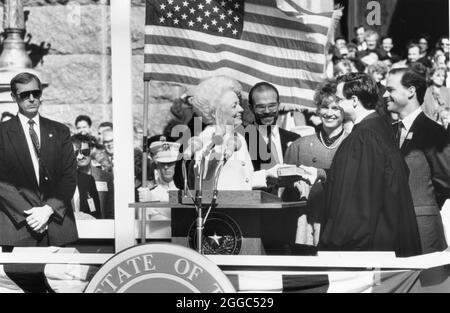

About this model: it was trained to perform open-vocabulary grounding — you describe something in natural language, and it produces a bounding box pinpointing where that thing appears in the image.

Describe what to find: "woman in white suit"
[187,76,280,191]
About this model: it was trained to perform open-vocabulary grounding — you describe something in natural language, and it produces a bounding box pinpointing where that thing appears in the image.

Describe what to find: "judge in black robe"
[316,73,422,257]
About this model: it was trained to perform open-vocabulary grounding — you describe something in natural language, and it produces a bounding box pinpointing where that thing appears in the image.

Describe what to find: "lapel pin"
[49,134,53,138]
[406,133,413,140]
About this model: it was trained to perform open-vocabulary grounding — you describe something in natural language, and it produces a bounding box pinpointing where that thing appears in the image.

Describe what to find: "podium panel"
[130,191,306,256]
[170,190,306,255]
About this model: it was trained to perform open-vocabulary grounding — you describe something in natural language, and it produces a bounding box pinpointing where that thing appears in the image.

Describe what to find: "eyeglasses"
[16,90,42,100]
[253,103,278,113]
[75,148,91,157]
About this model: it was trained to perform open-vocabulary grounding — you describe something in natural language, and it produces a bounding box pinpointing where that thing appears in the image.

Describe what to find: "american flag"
[144,0,336,109]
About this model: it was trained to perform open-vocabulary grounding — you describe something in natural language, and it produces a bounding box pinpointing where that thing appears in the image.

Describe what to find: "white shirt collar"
[258,124,279,139]
[354,110,376,125]
[18,112,40,129]
[400,107,422,132]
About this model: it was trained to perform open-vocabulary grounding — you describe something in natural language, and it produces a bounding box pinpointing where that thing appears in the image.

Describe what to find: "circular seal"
[188,212,242,255]
[84,243,235,293]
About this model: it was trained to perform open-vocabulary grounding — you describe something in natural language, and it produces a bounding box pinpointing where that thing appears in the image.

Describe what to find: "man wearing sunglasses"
[0,72,78,257]
[70,134,101,219]
[71,134,113,219]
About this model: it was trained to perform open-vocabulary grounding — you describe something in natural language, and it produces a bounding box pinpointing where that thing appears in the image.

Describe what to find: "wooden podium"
[132,191,305,255]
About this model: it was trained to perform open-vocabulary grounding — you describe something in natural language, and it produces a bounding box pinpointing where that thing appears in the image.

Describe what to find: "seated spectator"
[334,37,347,50]
[71,134,115,219]
[418,35,431,60]
[352,25,367,51]
[394,43,422,68]
[102,128,114,168]
[346,43,358,59]
[423,66,450,126]
[381,36,401,63]
[333,59,354,76]
[358,30,386,60]
[367,61,389,115]
[71,135,102,219]
[436,37,450,56]
[0,111,14,123]
[75,115,93,135]
[91,148,113,173]
[97,121,113,144]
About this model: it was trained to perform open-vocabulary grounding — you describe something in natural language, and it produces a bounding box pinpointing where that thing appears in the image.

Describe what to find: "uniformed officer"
[138,136,180,237]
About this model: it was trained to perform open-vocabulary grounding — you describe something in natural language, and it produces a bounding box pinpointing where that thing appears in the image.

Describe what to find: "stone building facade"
[0,0,178,137]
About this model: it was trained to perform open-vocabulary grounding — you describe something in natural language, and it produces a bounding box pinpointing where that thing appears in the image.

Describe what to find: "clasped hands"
[24,205,53,234]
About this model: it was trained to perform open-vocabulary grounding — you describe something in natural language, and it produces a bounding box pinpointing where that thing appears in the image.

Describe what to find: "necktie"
[392,120,403,147]
[262,127,280,170]
[28,119,40,156]
[28,119,50,185]
[269,129,280,165]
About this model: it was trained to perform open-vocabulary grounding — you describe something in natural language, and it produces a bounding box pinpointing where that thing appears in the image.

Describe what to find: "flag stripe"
[144,72,315,107]
[245,9,329,35]
[283,0,334,17]
[147,54,320,90]
[241,31,325,54]
[145,66,316,99]
[246,2,333,28]
[146,24,327,53]
[145,37,325,73]
[145,27,327,64]
[144,0,332,109]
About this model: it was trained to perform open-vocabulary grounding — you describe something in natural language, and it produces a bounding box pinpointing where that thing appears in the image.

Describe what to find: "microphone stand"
[195,154,206,255]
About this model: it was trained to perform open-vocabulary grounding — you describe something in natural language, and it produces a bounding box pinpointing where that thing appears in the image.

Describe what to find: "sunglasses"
[16,90,42,100]
[75,148,91,157]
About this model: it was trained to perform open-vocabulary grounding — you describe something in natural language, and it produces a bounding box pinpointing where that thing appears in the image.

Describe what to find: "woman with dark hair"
[282,79,349,255]
[423,66,450,126]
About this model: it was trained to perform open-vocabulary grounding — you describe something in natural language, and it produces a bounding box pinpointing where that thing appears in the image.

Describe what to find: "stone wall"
[0,0,176,137]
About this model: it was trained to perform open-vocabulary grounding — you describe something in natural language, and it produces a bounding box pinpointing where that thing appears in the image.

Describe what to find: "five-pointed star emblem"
[208,233,223,246]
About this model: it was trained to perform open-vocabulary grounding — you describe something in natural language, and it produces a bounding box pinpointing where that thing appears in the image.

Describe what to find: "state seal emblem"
[188,212,242,255]
[84,243,235,293]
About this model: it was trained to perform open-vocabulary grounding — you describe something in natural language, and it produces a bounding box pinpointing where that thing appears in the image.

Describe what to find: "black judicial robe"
[319,113,422,257]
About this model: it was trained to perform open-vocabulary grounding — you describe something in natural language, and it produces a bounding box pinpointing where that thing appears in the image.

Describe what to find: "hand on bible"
[299,165,318,185]
[24,205,53,233]
[294,180,311,200]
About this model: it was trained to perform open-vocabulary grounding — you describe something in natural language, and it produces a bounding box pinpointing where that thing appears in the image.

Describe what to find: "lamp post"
[0,0,32,68]
[0,0,49,107]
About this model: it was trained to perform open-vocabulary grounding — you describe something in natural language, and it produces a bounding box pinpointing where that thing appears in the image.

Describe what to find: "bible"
[276,165,309,187]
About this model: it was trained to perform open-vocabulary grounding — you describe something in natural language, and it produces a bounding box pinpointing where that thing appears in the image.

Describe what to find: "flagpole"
[141,80,150,244]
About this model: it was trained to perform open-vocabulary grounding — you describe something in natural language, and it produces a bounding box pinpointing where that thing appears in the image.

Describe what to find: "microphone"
[182,136,203,160]
[204,134,243,226]
[181,137,203,197]
[223,135,242,163]
[201,132,224,159]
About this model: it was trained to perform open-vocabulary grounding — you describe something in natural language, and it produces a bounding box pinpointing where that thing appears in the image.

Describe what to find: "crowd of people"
[327,27,450,131]
[0,27,449,260]
[135,28,450,257]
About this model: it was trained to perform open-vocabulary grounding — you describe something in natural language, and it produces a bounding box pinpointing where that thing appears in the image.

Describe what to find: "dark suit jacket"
[400,112,450,253]
[90,166,114,219]
[0,115,78,246]
[76,171,101,219]
[243,126,300,172]
[242,125,300,255]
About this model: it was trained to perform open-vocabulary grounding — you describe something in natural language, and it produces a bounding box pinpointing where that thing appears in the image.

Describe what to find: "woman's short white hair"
[186,75,242,125]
